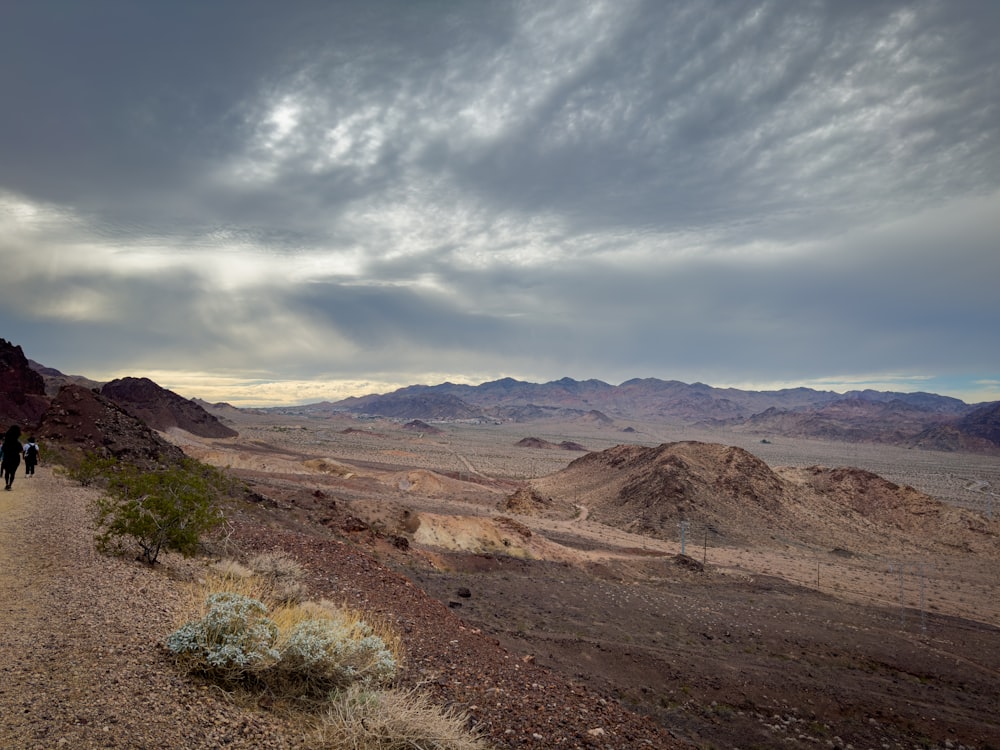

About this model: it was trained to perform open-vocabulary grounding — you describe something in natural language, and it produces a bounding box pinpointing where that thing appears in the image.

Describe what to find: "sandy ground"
[171,411,1000,749]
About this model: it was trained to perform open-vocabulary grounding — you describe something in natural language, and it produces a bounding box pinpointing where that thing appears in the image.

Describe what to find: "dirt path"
[0,474,49,660]
[0,468,301,748]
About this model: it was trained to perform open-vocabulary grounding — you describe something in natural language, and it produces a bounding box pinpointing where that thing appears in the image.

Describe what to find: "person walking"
[2,426,23,490]
[23,436,39,477]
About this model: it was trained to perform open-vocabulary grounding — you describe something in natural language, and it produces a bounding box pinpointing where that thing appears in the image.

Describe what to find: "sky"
[1,1,998,407]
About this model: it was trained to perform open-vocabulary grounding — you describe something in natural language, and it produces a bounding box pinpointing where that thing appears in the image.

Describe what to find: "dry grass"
[247,551,307,603]
[306,684,492,750]
[165,571,488,747]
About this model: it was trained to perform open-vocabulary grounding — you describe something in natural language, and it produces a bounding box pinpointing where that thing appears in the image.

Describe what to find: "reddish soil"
[187,416,1000,750]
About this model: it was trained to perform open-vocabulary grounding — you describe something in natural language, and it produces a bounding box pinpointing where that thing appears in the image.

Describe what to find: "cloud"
[0,1,998,405]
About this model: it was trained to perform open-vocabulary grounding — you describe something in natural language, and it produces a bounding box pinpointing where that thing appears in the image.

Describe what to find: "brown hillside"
[532,441,999,556]
[38,384,184,467]
[0,338,50,425]
[101,377,237,438]
[402,419,442,435]
[515,436,557,449]
[532,442,788,538]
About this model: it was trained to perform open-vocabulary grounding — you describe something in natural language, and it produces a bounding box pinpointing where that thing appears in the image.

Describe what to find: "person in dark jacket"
[2,426,23,490]
[23,437,40,476]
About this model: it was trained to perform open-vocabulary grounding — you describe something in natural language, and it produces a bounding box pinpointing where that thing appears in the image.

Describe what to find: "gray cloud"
[1,1,998,404]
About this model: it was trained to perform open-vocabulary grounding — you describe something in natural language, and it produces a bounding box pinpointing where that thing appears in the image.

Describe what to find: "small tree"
[91,458,228,564]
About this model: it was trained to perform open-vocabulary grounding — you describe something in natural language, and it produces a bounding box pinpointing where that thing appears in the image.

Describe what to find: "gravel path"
[0,467,303,749]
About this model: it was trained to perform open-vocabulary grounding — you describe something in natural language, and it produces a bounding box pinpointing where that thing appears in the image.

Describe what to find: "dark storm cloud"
[0,1,998,404]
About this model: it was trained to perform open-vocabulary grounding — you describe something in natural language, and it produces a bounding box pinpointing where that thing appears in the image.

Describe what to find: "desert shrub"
[90,457,228,564]
[205,553,306,604]
[248,551,307,603]
[167,582,399,697]
[210,558,256,581]
[66,452,118,487]
[271,601,399,693]
[165,592,280,681]
[307,684,491,750]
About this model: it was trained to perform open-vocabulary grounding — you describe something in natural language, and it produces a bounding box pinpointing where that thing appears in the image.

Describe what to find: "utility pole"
[888,560,932,634]
[888,561,906,627]
[678,521,690,557]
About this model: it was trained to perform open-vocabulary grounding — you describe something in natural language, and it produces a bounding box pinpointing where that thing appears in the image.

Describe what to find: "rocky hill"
[530,441,997,555]
[401,419,442,435]
[0,338,50,425]
[515,436,588,451]
[37,384,185,467]
[956,400,1000,445]
[101,377,237,438]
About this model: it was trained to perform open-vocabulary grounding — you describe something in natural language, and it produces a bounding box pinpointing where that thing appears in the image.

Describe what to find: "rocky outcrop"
[502,486,552,515]
[532,440,997,554]
[956,401,1000,446]
[515,437,588,451]
[101,377,237,438]
[402,419,442,435]
[38,384,184,467]
[0,338,50,426]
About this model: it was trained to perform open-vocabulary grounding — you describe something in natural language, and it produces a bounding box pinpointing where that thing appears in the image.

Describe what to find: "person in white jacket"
[23,437,40,477]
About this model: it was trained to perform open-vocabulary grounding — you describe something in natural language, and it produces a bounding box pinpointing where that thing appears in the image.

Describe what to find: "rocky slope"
[101,376,237,438]
[37,384,184,467]
[0,338,50,425]
[530,441,999,555]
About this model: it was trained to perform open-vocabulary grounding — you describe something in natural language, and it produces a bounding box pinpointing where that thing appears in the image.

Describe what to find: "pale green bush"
[166,588,398,696]
[278,617,397,690]
[165,592,279,680]
[89,457,228,564]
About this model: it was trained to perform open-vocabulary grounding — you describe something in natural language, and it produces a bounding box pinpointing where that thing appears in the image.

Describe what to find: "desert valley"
[2,337,1000,749]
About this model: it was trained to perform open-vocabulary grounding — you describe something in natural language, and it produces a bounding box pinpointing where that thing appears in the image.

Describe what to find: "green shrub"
[67,453,118,487]
[90,457,228,564]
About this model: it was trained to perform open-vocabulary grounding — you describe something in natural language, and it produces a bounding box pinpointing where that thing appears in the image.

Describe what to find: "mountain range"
[2,335,998,455]
[279,376,1000,454]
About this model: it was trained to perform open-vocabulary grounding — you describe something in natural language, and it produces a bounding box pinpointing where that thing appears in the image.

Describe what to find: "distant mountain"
[336,391,484,421]
[101,377,238,438]
[956,401,1000,444]
[738,397,956,443]
[192,398,245,422]
[326,376,998,454]
[28,359,102,396]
